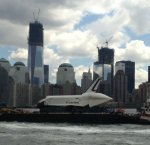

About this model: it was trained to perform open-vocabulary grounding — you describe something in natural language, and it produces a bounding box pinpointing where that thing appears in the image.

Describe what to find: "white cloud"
[1,0,150,88]
[110,31,130,48]
[0,20,28,47]
[9,48,28,64]
[72,0,121,14]
[44,47,69,83]
[8,46,70,83]
[121,0,150,35]
[87,9,129,37]
[114,40,150,88]
[0,0,149,48]
[115,40,150,64]
[135,68,148,88]
[49,30,98,59]
[74,65,92,85]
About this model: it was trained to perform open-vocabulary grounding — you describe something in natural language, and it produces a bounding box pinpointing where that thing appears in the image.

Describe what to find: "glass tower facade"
[115,61,135,93]
[148,66,150,83]
[28,21,44,86]
[44,65,49,83]
[93,47,114,96]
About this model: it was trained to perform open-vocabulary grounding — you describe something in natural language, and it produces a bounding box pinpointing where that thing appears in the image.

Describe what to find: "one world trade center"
[27,19,44,86]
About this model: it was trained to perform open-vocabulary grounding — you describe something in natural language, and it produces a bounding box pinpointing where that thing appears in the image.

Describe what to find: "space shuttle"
[38,77,112,108]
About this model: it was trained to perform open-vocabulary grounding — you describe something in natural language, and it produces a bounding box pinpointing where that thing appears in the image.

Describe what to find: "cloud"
[86,8,130,49]
[0,0,32,25]
[115,40,150,64]
[49,30,98,59]
[8,48,28,64]
[0,0,84,48]
[0,0,150,88]
[135,68,148,88]
[121,0,150,35]
[0,0,84,30]
[74,65,92,85]
[0,0,149,49]
[8,46,70,83]
[114,40,150,88]
[0,20,28,47]
[44,47,70,83]
[87,9,129,36]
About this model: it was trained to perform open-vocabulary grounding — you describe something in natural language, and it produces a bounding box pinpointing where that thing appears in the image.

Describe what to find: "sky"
[0,0,150,88]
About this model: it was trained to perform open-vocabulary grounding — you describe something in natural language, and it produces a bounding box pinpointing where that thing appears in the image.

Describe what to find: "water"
[0,122,150,145]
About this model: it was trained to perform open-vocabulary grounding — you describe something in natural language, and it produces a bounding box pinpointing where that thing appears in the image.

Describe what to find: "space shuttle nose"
[104,95,112,100]
[107,96,113,101]
[94,93,112,100]
[101,94,112,101]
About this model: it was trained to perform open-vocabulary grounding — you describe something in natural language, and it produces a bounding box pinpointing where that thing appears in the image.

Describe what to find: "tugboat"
[140,102,150,121]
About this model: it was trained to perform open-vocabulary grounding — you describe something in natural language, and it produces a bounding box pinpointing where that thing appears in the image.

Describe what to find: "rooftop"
[0,58,9,63]
[59,63,73,68]
[14,62,25,66]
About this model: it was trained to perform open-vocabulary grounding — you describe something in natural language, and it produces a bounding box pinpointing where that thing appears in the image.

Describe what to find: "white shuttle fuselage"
[38,78,112,107]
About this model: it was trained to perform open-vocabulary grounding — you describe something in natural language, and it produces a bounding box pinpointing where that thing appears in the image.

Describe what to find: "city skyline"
[0,0,150,87]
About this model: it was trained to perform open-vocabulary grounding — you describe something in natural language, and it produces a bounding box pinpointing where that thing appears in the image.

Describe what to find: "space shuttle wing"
[85,77,101,93]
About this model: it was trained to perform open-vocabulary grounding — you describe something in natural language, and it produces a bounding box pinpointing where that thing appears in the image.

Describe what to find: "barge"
[0,112,150,125]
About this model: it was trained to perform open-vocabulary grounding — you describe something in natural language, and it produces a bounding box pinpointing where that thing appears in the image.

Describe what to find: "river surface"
[0,122,150,145]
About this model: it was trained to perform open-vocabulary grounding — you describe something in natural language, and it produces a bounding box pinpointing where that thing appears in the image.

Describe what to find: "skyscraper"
[81,69,92,93]
[28,20,44,86]
[114,70,128,103]
[56,63,81,95]
[148,66,150,82]
[115,61,135,93]
[98,47,114,64]
[9,62,29,84]
[44,65,49,83]
[57,63,76,85]
[93,47,114,96]
[0,58,11,72]
[0,66,9,106]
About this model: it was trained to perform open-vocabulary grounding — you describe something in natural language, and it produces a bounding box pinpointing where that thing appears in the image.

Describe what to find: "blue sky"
[74,12,102,30]
[0,0,150,87]
[124,27,150,46]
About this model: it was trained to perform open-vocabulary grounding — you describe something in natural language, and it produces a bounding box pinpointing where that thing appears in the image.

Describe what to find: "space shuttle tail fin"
[85,77,101,93]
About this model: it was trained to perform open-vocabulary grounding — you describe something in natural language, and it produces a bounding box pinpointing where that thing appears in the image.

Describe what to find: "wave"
[0,122,150,135]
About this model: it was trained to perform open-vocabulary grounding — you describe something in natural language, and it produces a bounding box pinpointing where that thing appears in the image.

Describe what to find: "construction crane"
[103,36,113,48]
[33,9,40,22]
[96,44,100,50]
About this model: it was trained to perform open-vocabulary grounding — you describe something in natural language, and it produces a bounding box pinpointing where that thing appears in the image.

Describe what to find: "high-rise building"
[148,66,150,82]
[115,61,135,93]
[44,65,49,83]
[138,82,150,107]
[114,70,128,104]
[115,62,125,74]
[56,63,81,95]
[12,83,30,107]
[0,58,11,72]
[0,66,9,106]
[27,20,44,86]
[98,47,114,64]
[57,63,76,85]
[81,69,92,93]
[8,62,30,107]
[9,62,29,84]
[93,47,114,96]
